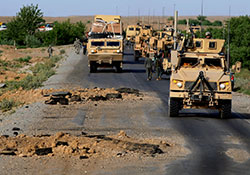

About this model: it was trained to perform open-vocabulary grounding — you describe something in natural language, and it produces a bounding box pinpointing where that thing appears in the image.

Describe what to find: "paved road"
[1,47,249,175]
[45,47,250,175]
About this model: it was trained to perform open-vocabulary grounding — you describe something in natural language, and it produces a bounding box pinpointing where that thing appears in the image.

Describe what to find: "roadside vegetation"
[4,55,62,91]
[0,98,20,112]
[234,69,250,95]
[178,15,223,26]
[0,4,86,48]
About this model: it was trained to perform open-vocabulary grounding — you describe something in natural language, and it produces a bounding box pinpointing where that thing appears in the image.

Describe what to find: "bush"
[24,35,42,48]
[35,20,86,46]
[0,99,18,112]
[5,55,62,90]
[235,69,250,95]
[60,49,65,55]
[178,19,187,25]
[15,56,32,63]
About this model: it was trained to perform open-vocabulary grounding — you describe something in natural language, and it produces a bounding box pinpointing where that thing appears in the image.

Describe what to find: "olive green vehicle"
[87,15,123,73]
[168,37,232,119]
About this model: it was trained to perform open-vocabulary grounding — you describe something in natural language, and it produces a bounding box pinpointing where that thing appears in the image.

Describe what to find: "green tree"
[5,4,44,45]
[228,16,250,68]
[178,19,187,25]
[36,20,86,45]
[212,20,223,26]
[189,19,200,26]
[197,15,207,22]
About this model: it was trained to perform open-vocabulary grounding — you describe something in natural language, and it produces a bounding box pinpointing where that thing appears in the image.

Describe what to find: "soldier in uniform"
[155,51,163,80]
[144,57,153,81]
[47,45,54,58]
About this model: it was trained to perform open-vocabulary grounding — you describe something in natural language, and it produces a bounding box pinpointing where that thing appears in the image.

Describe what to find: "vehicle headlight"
[173,80,183,88]
[219,82,230,90]
[220,83,226,89]
[91,50,96,53]
[177,82,183,88]
[117,50,121,53]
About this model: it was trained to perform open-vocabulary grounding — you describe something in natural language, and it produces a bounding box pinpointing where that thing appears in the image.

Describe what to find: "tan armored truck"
[126,25,142,43]
[146,31,174,74]
[87,15,123,72]
[168,37,232,119]
[134,25,153,61]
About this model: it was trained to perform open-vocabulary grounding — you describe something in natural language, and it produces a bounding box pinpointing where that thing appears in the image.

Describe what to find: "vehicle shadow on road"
[123,60,144,65]
[92,69,146,73]
[176,110,250,120]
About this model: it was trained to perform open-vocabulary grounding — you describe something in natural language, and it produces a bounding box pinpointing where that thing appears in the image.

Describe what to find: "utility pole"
[227,5,231,71]
[148,8,150,24]
[200,0,204,37]
[174,11,178,50]
[138,9,140,24]
[162,6,165,29]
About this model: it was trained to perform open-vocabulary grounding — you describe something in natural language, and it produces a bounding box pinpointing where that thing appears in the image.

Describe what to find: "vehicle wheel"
[219,100,231,119]
[134,51,140,62]
[115,64,122,73]
[90,62,97,73]
[168,98,180,117]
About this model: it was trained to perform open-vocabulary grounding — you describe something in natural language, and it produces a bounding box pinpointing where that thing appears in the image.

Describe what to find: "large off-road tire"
[116,66,122,73]
[168,98,180,117]
[219,100,232,119]
[90,62,97,73]
[134,51,140,62]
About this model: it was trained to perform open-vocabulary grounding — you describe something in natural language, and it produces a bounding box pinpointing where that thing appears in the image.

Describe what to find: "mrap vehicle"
[169,37,232,119]
[87,15,123,73]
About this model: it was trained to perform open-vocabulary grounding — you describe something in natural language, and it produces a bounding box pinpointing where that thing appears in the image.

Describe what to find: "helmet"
[205,32,211,36]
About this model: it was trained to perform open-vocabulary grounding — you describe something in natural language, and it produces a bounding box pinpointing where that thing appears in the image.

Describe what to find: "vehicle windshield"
[129,27,134,31]
[180,57,222,68]
[180,57,199,67]
[107,42,120,47]
[205,58,222,68]
[91,41,105,47]
[136,28,141,31]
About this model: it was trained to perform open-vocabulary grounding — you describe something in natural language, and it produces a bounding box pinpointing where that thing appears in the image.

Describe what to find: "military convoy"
[87,15,124,73]
[86,13,232,119]
[168,36,232,119]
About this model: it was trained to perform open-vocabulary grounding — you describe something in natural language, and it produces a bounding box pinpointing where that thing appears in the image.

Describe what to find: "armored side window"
[195,41,202,48]
[209,42,217,49]
[91,41,105,47]
[129,27,134,31]
[107,42,120,47]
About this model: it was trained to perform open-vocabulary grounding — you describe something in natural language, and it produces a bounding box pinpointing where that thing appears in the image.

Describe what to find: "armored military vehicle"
[126,25,142,43]
[134,25,153,61]
[87,15,123,73]
[168,37,232,119]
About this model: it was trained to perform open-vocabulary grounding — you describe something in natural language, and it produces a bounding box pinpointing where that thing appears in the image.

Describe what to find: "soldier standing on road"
[144,57,153,81]
[155,55,163,80]
[48,45,54,58]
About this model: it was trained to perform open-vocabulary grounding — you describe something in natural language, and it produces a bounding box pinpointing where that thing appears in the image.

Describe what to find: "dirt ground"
[0,45,66,82]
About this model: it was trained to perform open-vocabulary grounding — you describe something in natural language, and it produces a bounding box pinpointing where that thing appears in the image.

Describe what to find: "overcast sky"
[1,0,249,17]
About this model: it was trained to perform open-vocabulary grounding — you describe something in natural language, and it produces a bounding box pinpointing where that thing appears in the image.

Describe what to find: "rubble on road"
[43,87,142,105]
[0,131,170,158]
[0,87,144,108]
